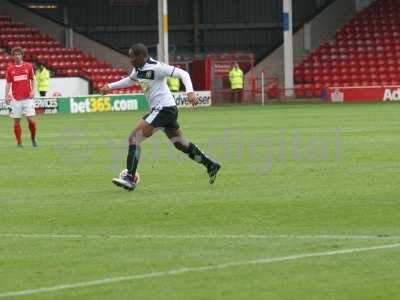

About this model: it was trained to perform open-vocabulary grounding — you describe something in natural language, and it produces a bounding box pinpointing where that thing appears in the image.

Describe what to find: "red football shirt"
[6,62,35,101]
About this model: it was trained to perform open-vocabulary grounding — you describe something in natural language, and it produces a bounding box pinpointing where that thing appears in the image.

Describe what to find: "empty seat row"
[26,47,83,56]
[56,69,81,76]
[335,39,400,47]
[5,40,61,47]
[0,33,43,41]
[90,74,124,81]
[37,54,85,60]
[0,27,39,34]
[0,21,24,27]
[296,65,400,75]
[82,67,126,75]
[315,46,400,55]
[109,87,142,94]
[297,74,400,84]
[304,54,400,64]
[339,25,400,33]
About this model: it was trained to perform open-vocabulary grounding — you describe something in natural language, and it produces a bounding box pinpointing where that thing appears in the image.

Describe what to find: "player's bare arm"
[170,67,197,107]
[100,76,136,95]
[5,83,12,103]
[30,79,36,98]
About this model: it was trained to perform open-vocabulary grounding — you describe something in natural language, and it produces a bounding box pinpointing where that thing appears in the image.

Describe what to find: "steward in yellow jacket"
[229,62,243,103]
[36,64,50,97]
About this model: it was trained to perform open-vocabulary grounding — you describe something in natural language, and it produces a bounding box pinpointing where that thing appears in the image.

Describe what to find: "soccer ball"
[119,168,140,184]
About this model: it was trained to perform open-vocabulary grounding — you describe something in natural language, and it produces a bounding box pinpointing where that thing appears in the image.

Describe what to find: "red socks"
[28,120,36,141]
[14,120,37,145]
[14,123,22,145]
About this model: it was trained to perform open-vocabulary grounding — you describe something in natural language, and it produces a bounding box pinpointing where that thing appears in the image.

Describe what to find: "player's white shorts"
[10,99,36,118]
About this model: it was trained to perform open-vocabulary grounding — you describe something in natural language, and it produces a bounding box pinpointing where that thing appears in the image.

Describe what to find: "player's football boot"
[112,174,136,191]
[207,162,221,184]
[32,139,38,147]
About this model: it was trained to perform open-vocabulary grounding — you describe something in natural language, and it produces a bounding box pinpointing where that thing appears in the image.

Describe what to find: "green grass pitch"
[0,103,399,299]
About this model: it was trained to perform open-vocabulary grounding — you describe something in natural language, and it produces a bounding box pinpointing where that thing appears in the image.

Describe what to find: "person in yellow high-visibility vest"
[167,76,181,92]
[229,62,244,103]
[35,63,50,97]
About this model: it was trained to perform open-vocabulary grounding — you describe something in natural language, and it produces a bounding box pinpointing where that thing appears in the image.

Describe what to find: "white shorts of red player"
[10,99,35,118]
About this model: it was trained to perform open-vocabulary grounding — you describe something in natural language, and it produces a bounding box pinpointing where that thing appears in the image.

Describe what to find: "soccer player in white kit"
[100,43,221,191]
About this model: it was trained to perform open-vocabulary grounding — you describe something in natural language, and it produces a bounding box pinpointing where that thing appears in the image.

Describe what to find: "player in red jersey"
[5,47,38,147]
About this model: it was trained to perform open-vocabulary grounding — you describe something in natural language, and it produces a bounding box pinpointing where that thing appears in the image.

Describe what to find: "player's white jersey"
[108,57,193,109]
[128,58,177,108]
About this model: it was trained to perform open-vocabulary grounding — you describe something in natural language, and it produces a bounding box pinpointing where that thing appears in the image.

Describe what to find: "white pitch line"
[0,243,399,298]
[0,233,400,240]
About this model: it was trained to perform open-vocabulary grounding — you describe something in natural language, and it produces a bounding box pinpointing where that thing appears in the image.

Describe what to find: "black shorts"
[143,106,180,131]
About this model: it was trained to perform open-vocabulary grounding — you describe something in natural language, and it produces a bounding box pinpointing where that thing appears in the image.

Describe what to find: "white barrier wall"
[0,77,89,98]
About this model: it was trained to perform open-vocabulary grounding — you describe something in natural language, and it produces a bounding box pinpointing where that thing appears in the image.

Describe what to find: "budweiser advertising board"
[324,86,400,102]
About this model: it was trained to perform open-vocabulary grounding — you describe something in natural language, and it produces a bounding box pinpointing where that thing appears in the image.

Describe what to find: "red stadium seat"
[295,84,305,97]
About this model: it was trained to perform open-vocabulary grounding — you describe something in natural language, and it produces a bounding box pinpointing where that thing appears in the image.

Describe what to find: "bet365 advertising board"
[58,91,211,113]
[57,94,149,113]
[0,91,212,116]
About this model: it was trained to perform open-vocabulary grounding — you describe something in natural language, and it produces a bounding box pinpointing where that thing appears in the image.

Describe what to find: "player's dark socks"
[127,144,141,178]
[207,162,221,184]
[186,143,214,169]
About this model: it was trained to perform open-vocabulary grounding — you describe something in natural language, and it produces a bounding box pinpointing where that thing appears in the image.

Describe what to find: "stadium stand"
[0,14,141,94]
[294,0,400,98]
